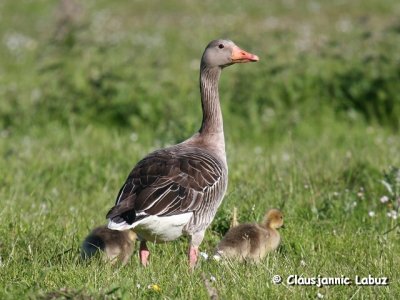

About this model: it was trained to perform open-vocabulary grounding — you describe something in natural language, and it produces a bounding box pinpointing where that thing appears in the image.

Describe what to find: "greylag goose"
[81,225,136,265]
[106,39,259,268]
[215,209,284,262]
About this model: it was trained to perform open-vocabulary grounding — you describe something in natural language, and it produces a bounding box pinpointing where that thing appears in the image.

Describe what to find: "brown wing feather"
[106,147,223,225]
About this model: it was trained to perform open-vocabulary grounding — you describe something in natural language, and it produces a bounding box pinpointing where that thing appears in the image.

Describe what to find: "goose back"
[107,143,228,236]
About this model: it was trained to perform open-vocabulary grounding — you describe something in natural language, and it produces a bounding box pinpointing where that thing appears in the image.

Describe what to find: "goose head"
[264,209,284,229]
[201,39,259,68]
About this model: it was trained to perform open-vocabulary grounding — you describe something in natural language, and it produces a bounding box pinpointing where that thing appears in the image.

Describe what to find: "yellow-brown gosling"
[214,209,283,262]
[81,225,137,265]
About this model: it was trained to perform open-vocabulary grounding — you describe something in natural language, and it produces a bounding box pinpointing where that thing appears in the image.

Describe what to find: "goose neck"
[199,65,223,135]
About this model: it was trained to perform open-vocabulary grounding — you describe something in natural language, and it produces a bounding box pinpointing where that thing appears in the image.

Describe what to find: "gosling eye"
[218,44,224,49]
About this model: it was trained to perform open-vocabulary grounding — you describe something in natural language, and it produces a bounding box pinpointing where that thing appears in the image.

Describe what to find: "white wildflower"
[380,196,389,203]
[130,132,138,142]
[213,251,223,262]
[51,187,59,196]
[200,252,208,260]
[3,32,37,53]
[281,152,290,162]
[254,146,262,155]
[210,275,216,282]
[212,255,221,262]
[368,211,375,217]
[300,259,306,267]
[389,210,398,220]
[39,203,48,212]
[317,292,324,299]
[0,130,10,138]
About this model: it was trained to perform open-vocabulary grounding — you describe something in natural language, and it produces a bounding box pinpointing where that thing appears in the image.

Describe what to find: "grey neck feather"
[199,64,223,135]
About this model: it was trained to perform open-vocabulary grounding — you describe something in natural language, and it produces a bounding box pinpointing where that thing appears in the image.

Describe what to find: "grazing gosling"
[81,225,137,265]
[215,209,283,262]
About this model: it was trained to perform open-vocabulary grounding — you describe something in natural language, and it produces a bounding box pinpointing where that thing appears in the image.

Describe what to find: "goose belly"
[134,213,193,243]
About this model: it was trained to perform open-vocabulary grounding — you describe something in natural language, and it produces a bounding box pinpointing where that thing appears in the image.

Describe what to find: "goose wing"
[106,147,224,225]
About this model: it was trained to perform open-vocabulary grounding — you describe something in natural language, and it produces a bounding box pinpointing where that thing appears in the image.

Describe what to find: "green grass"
[1,0,400,299]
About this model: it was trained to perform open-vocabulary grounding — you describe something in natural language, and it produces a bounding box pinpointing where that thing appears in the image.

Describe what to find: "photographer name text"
[272,274,389,287]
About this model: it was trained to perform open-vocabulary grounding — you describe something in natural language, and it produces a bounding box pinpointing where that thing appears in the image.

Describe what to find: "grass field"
[1,0,400,299]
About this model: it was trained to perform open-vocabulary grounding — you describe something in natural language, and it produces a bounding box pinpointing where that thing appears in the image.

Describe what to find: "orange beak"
[231,46,259,63]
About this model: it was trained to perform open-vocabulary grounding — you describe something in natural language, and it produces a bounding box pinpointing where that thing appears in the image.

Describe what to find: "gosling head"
[201,39,259,68]
[263,209,284,229]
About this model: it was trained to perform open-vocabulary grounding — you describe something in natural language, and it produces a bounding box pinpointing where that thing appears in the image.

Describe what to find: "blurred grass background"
[0,0,400,299]
[1,0,400,138]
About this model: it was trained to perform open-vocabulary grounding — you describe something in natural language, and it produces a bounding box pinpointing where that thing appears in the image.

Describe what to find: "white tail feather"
[107,220,134,231]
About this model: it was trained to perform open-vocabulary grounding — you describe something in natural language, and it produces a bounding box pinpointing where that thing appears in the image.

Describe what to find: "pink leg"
[189,232,204,270]
[188,245,199,269]
[139,241,150,267]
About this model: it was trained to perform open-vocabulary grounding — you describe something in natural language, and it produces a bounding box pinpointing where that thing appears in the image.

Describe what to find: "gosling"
[215,209,283,262]
[81,225,137,265]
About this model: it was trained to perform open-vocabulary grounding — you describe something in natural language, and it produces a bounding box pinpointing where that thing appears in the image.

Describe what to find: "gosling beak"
[231,46,259,63]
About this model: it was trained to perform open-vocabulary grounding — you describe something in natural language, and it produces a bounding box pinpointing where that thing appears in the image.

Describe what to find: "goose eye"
[218,44,224,49]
